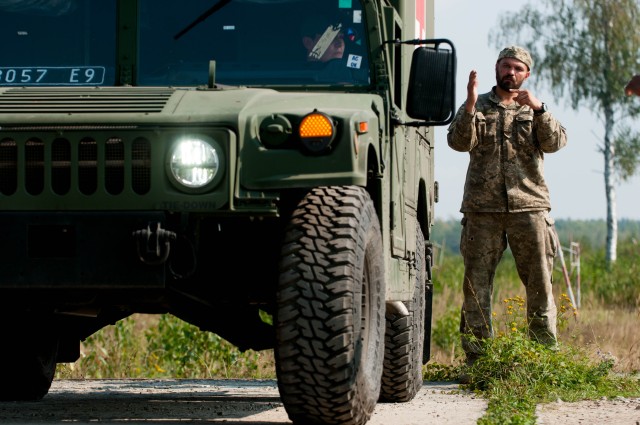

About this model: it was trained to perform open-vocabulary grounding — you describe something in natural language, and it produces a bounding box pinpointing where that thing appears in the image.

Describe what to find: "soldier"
[446,46,567,381]
[302,22,346,63]
[299,17,368,85]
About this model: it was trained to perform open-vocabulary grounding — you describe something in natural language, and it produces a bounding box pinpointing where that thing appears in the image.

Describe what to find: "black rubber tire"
[379,218,425,402]
[0,317,58,401]
[275,186,386,425]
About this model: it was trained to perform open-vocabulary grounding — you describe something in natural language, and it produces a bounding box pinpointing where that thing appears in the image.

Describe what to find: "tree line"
[431,218,640,256]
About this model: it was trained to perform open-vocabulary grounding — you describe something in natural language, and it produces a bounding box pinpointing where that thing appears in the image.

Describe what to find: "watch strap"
[534,103,547,115]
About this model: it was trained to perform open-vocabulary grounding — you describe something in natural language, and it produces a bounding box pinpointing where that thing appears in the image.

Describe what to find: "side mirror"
[406,39,456,126]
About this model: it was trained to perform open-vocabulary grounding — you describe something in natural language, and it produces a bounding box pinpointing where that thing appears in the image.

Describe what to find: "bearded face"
[495,68,521,91]
[495,58,529,91]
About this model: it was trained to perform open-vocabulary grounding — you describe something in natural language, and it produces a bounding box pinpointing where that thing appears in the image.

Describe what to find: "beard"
[495,69,522,91]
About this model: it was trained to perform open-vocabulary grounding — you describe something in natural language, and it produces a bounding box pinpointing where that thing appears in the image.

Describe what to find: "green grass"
[56,314,275,379]
[425,251,640,425]
[424,308,640,425]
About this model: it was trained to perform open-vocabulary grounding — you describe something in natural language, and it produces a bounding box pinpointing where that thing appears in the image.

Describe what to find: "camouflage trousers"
[459,211,558,358]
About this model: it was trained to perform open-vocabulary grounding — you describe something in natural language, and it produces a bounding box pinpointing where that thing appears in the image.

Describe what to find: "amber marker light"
[299,111,335,154]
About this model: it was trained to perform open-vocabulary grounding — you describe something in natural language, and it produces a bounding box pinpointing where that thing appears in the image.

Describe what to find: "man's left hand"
[510,89,543,110]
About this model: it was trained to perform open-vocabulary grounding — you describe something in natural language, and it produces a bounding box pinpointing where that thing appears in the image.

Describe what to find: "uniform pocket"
[544,214,558,258]
[477,112,498,146]
[515,113,534,143]
[459,216,468,257]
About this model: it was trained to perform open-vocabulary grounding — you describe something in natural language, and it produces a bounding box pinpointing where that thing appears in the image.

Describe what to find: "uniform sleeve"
[447,103,478,152]
[534,112,567,153]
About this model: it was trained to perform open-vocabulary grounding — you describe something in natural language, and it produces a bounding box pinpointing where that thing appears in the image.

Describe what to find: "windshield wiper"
[174,0,233,40]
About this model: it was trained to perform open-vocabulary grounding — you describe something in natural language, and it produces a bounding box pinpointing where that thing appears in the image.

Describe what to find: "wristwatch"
[534,102,548,116]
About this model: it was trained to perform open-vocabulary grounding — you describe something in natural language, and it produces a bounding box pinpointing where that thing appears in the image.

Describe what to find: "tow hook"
[132,222,177,265]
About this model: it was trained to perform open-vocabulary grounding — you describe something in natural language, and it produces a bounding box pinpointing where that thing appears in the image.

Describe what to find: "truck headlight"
[169,137,221,190]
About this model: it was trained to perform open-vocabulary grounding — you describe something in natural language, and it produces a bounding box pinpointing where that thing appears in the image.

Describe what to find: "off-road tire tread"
[379,218,425,402]
[275,186,385,425]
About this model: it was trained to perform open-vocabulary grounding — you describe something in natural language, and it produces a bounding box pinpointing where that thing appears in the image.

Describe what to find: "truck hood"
[0,86,378,124]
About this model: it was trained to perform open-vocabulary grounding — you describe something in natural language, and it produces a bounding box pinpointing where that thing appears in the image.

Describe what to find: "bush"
[145,314,265,378]
[56,314,274,379]
[581,244,640,307]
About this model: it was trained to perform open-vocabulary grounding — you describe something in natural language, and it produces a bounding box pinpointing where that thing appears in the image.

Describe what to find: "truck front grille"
[0,134,151,196]
[0,88,173,113]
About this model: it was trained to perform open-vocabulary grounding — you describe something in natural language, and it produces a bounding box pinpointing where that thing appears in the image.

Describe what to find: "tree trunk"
[604,110,617,265]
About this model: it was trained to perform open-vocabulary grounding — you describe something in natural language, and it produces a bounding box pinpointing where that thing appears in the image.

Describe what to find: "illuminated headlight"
[169,137,220,189]
[299,111,335,154]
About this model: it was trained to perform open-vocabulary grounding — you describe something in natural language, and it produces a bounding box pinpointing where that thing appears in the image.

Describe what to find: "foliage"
[490,0,640,114]
[432,249,465,291]
[614,124,640,181]
[580,242,640,306]
[144,314,263,378]
[432,305,462,355]
[56,315,147,379]
[423,362,460,382]
[434,295,640,425]
[56,314,275,380]
[473,335,638,425]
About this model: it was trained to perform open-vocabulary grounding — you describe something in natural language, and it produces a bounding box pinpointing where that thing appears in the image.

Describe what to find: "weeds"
[56,316,146,379]
[432,305,462,355]
[582,250,640,306]
[56,314,275,380]
[424,292,640,425]
[472,330,639,425]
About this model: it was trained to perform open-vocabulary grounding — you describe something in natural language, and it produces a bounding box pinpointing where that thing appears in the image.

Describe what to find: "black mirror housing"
[406,39,456,126]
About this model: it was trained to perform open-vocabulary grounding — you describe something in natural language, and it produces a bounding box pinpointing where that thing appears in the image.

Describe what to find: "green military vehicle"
[0,0,455,423]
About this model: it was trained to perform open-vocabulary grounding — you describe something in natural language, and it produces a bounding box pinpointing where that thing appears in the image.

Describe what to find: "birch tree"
[489,0,640,265]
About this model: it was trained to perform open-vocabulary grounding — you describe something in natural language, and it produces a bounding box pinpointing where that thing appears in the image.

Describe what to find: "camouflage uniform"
[447,82,567,359]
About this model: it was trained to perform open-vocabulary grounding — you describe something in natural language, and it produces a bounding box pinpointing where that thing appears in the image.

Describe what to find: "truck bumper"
[0,212,167,289]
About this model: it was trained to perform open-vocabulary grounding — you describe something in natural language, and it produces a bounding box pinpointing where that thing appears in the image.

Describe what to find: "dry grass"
[560,303,640,373]
[429,253,640,375]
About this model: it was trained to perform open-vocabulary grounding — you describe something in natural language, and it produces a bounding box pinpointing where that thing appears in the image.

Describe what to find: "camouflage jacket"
[447,87,567,213]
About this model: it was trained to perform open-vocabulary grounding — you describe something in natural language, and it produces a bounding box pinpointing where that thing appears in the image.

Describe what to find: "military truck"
[0,0,455,423]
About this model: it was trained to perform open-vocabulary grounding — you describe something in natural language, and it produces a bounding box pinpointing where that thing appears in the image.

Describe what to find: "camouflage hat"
[497,45,533,70]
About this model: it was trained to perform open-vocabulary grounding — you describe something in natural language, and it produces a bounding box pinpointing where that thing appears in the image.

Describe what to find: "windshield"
[0,0,370,88]
[140,0,370,87]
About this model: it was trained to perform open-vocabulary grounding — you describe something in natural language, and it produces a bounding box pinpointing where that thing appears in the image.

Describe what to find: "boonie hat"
[497,45,533,70]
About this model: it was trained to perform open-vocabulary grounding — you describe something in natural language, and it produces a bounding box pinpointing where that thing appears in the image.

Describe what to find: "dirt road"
[0,379,638,424]
[0,379,485,424]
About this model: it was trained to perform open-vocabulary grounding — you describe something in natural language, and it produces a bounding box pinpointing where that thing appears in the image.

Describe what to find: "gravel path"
[0,379,486,424]
[0,379,638,424]
[536,396,640,424]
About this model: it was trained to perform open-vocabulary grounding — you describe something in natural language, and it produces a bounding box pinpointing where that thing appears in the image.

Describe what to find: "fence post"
[553,229,579,309]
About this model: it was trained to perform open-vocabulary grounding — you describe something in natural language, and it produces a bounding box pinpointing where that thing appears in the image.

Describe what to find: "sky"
[432,1,640,221]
